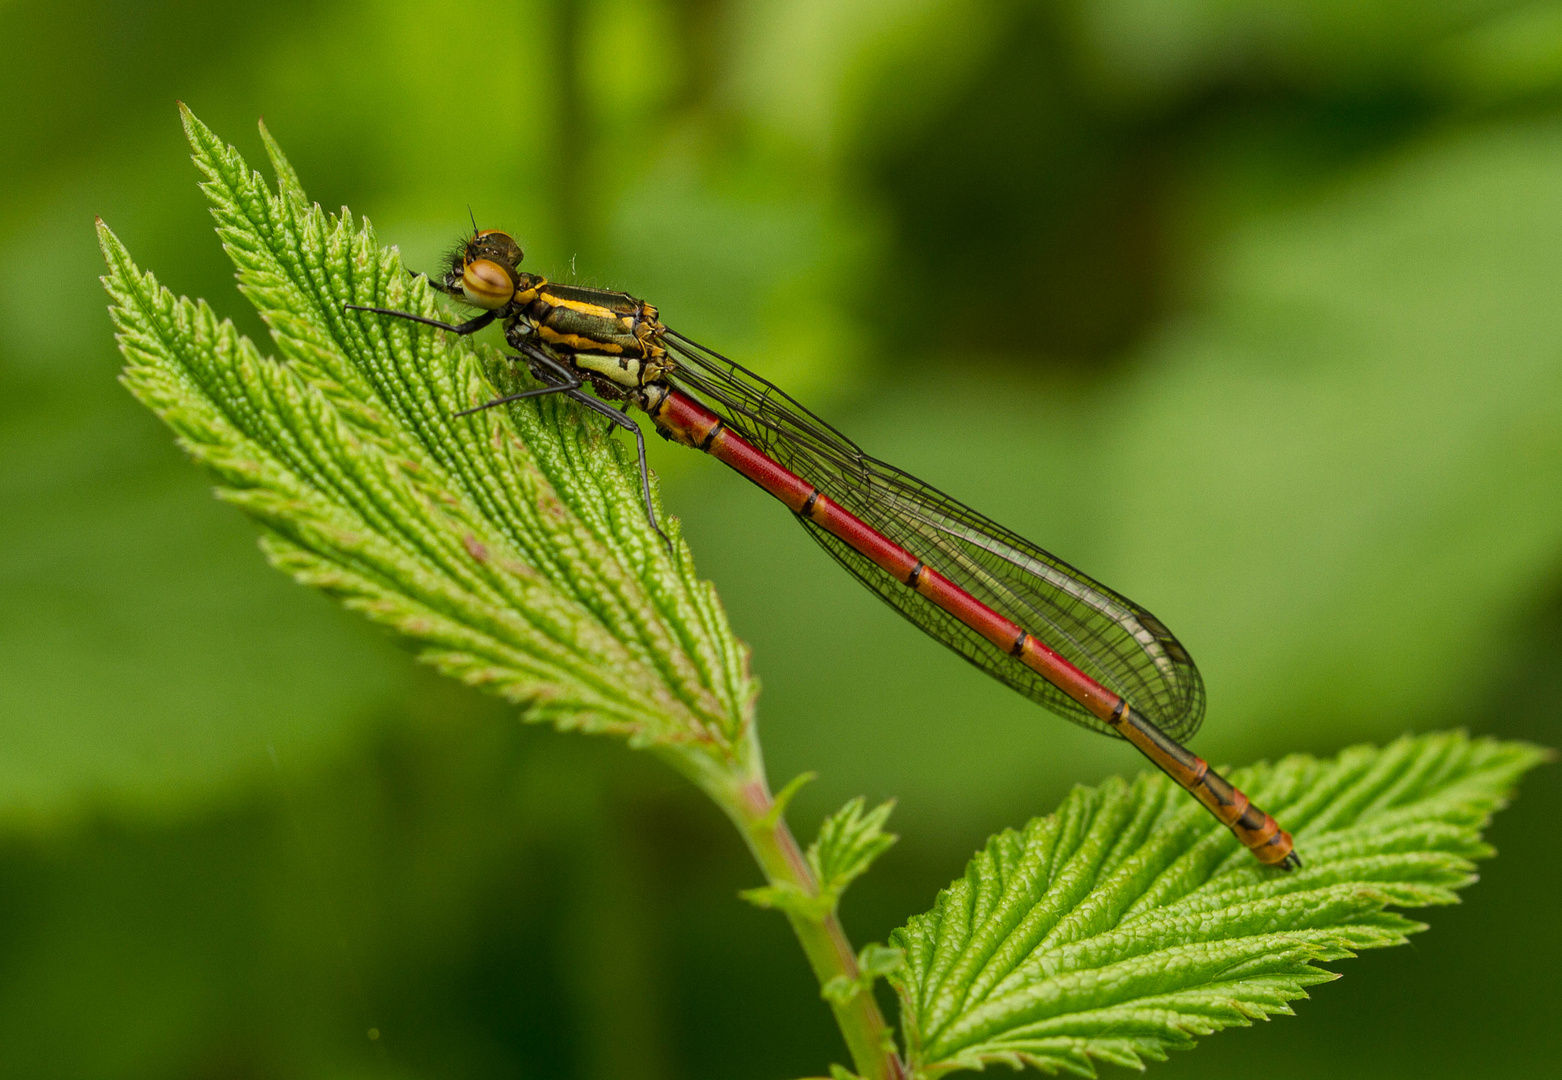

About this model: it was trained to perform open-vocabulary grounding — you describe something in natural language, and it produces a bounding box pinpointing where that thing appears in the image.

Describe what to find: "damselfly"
[347,227,1299,869]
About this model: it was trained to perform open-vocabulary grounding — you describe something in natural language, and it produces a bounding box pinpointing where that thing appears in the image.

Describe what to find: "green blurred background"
[3,0,1561,1076]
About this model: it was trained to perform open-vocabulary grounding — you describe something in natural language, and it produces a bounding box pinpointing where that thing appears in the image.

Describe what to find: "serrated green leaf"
[810,796,899,900]
[821,973,861,1005]
[859,942,906,979]
[823,943,909,1007]
[891,732,1549,1077]
[99,109,759,783]
[751,796,897,920]
[740,880,828,918]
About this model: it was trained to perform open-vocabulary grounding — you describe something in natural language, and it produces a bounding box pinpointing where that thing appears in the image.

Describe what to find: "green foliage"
[821,943,907,1008]
[27,7,1558,1077]
[811,796,899,900]
[892,733,1548,1077]
[96,110,1554,1080]
[99,107,756,778]
[741,795,896,920]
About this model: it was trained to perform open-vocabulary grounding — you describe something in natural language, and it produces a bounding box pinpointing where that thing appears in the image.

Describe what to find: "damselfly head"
[445,228,525,310]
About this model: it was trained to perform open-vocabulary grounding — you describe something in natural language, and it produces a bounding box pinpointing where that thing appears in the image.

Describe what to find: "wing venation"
[663,331,1205,740]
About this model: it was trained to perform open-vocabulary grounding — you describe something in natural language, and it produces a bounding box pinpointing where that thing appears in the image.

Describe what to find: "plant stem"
[658,735,904,1078]
[728,775,907,1080]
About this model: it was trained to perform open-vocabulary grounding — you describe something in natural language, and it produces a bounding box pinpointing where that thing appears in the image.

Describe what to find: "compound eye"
[461,258,515,309]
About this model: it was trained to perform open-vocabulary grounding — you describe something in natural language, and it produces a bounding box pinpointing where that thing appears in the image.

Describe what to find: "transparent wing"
[662,331,1205,741]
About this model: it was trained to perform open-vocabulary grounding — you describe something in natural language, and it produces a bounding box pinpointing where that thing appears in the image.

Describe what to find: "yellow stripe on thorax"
[539,293,619,321]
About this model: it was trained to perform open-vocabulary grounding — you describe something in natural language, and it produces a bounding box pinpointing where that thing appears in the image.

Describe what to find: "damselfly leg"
[562,386,671,552]
[346,306,673,551]
[345,303,497,336]
[451,344,582,416]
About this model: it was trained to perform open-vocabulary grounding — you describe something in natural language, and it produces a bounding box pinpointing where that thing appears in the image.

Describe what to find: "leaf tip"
[178,101,218,155]
[766,771,817,824]
[257,115,308,204]
[94,217,116,258]
[95,218,134,285]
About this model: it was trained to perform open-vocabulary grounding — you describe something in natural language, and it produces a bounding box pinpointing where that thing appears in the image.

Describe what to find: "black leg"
[426,335,671,554]
[451,379,576,416]
[412,271,464,301]
[563,389,673,553]
[345,304,497,336]
[518,345,581,386]
[453,350,582,416]
[508,343,672,551]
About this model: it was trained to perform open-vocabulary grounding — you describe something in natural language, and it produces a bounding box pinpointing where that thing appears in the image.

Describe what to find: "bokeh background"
[3,0,1561,1076]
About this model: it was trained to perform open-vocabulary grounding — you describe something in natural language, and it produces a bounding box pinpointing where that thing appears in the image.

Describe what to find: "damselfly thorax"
[347,226,1301,871]
[504,281,672,393]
